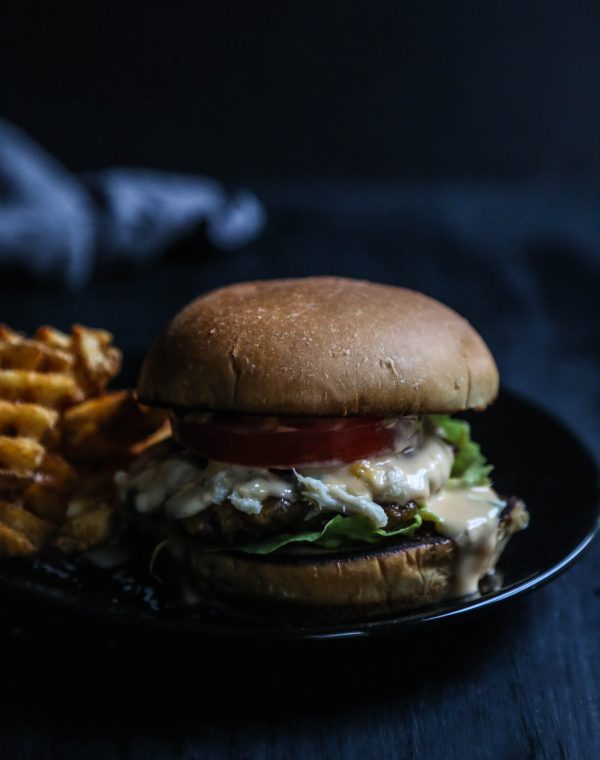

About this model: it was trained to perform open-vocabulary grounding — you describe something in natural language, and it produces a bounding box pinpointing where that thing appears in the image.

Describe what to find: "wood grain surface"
[1,546,599,760]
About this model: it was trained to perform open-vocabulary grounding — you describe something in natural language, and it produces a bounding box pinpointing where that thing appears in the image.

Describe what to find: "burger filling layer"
[124,432,453,527]
[117,415,528,594]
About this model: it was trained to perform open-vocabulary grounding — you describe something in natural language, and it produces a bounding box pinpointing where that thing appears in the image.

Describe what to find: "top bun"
[138,277,499,416]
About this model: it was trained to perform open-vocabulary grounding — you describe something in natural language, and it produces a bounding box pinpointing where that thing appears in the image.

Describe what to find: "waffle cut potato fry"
[62,391,168,462]
[0,324,167,559]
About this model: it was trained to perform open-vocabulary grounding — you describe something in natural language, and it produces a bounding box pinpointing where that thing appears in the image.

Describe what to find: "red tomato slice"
[170,414,399,468]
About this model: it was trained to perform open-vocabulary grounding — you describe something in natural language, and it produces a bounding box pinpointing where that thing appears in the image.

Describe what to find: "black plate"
[0,390,598,640]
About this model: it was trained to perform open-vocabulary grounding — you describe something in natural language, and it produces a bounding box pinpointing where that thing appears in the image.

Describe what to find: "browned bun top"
[138,277,499,415]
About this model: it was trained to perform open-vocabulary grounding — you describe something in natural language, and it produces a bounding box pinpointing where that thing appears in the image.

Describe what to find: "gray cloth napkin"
[0,119,265,288]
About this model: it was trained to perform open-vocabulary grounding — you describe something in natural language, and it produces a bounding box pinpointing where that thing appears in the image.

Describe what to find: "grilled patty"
[172,494,528,550]
[181,498,419,545]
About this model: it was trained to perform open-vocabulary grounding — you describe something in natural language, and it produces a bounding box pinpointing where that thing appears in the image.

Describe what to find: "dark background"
[1,0,599,456]
[3,1,600,179]
[1,3,600,759]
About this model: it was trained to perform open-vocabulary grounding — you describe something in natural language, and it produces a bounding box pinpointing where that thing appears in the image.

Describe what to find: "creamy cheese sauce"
[116,458,295,519]
[424,486,504,595]
[166,464,295,518]
[296,435,453,528]
[117,434,454,528]
[115,455,200,514]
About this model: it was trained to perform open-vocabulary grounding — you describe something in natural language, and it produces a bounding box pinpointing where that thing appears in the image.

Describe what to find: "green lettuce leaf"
[237,511,423,555]
[428,414,492,487]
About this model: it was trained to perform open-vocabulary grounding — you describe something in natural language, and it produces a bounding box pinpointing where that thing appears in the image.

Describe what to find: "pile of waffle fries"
[0,325,167,558]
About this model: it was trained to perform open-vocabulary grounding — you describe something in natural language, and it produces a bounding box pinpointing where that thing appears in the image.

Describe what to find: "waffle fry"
[0,522,36,557]
[0,399,59,441]
[71,324,122,395]
[0,470,34,497]
[62,391,167,462]
[0,325,74,373]
[54,505,115,554]
[0,399,68,520]
[0,435,46,477]
[33,326,72,351]
[0,323,121,402]
[0,323,165,559]
[0,499,54,557]
[23,453,77,524]
[0,369,82,409]
[51,466,119,553]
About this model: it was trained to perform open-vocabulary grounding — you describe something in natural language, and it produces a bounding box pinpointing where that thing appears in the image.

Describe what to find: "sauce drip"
[425,486,503,596]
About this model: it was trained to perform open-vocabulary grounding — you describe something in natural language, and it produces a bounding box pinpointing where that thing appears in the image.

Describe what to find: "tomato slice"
[171,414,401,468]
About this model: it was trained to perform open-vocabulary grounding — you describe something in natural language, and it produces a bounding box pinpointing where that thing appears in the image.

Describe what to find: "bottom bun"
[186,531,459,622]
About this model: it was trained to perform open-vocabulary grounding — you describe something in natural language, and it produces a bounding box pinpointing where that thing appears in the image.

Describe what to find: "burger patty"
[181,498,419,546]
[178,493,528,548]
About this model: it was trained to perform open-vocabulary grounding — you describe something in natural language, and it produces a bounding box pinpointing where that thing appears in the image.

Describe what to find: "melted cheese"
[308,437,452,501]
[115,455,200,514]
[166,464,295,518]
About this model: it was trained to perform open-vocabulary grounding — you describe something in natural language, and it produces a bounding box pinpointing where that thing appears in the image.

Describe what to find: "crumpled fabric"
[0,119,265,288]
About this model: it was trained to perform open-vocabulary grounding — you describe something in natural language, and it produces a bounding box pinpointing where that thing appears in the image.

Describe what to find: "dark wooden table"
[1,556,599,759]
[0,182,598,759]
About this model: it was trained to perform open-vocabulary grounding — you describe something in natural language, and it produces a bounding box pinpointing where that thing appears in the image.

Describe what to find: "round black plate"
[0,391,598,640]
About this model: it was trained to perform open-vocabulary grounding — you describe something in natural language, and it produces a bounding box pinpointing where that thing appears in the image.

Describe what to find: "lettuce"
[237,511,423,555]
[429,414,492,487]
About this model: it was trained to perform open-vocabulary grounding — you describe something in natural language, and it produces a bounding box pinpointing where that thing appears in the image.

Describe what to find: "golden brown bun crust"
[138,277,499,415]
[187,534,457,621]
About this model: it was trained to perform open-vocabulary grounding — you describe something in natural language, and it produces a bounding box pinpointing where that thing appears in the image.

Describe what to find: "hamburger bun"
[138,277,498,416]
[127,277,522,623]
[187,531,456,622]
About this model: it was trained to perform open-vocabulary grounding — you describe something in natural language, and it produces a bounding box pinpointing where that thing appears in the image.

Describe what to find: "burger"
[118,277,529,621]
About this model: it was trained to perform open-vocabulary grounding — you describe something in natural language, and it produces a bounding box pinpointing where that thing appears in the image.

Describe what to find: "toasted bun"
[138,277,498,415]
[187,533,457,621]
